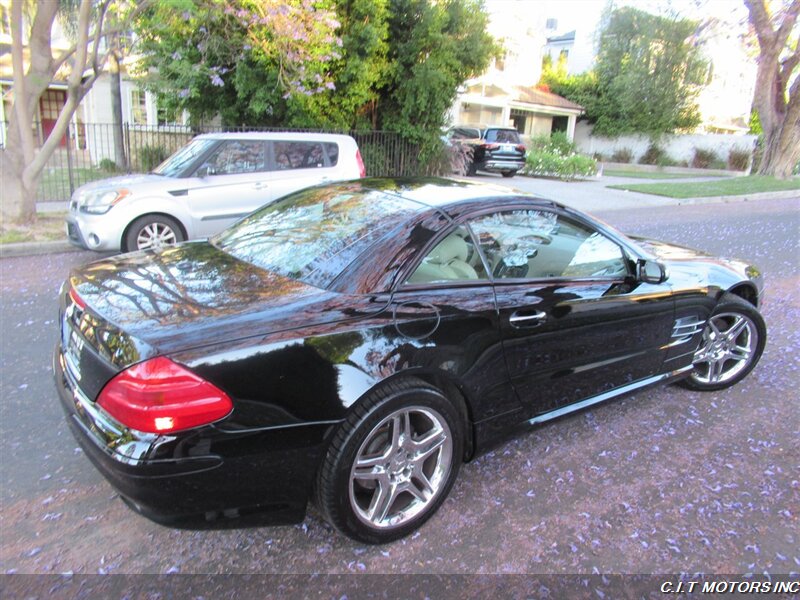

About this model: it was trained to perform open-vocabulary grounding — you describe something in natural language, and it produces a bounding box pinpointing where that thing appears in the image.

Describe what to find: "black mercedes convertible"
[54,178,766,543]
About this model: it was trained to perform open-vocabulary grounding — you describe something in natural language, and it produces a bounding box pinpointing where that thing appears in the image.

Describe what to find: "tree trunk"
[109,45,128,171]
[758,118,800,178]
[1,149,39,224]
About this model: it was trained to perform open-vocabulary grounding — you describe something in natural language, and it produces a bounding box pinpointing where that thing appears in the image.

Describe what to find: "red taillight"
[515,144,526,153]
[482,143,500,150]
[356,149,366,178]
[97,357,232,434]
[69,286,86,310]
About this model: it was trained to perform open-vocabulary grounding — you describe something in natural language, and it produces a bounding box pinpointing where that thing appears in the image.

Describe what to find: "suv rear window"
[485,129,521,144]
[273,141,339,170]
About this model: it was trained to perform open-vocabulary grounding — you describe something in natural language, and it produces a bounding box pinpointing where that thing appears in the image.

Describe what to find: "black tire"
[501,171,516,178]
[466,161,478,176]
[678,293,766,391]
[123,214,185,252]
[315,377,463,544]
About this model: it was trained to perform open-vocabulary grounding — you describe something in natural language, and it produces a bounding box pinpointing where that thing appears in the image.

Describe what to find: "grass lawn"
[607,175,800,198]
[603,169,727,180]
[0,212,67,244]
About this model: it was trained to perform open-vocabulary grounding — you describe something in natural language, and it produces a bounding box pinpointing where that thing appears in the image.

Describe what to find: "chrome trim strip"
[527,366,693,426]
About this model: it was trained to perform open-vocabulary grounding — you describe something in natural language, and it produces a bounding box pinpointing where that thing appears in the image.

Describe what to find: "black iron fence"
[2,122,442,202]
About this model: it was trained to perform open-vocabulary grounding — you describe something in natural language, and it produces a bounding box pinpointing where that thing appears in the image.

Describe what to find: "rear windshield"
[212,186,420,288]
[485,129,521,144]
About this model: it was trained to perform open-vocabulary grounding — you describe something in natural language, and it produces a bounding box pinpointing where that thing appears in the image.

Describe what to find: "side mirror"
[637,259,668,284]
[197,163,216,177]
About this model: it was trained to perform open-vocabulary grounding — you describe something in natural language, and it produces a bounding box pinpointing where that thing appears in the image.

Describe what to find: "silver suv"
[66,132,365,252]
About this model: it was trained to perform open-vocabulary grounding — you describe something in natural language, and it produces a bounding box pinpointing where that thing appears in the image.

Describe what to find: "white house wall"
[574,121,757,164]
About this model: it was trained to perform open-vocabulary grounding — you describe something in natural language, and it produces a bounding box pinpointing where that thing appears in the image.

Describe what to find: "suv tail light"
[97,357,233,434]
[356,149,366,178]
[515,144,527,153]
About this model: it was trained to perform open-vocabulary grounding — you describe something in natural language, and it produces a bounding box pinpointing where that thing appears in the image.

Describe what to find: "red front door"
[39,89,67,146]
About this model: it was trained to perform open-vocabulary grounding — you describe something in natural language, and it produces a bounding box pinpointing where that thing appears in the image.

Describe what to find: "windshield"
[152,138,217,177]
[213,185,421,288]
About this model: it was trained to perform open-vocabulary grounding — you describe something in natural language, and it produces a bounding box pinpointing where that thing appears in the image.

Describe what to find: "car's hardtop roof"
[194,131,355,142]
[353,177,556,212]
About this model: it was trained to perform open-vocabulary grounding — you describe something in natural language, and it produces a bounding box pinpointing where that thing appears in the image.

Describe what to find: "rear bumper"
[53,347,324,527]
[476,158,526,173]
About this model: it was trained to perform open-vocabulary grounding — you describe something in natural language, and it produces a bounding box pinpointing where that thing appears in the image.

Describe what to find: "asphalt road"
[1,197,798,575]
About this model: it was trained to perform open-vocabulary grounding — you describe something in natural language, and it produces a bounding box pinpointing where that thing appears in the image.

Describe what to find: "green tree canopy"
[545,6,708,137]
[134,0,497,139]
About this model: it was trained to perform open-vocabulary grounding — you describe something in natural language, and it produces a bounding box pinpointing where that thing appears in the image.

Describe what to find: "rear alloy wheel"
[679,293,766,391]
[124,215,185,252]
[315,378,463,544]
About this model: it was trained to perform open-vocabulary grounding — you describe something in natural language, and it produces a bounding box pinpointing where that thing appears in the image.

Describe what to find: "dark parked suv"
[447,125,527,178]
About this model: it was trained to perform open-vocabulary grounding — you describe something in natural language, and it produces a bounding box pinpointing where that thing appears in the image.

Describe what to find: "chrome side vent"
[671,315,706,344]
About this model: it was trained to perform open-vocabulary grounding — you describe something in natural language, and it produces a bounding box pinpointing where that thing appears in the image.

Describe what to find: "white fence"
[574,122,757,164]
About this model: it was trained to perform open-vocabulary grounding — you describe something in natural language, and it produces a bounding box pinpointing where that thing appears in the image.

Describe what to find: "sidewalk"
[473,174,800,213]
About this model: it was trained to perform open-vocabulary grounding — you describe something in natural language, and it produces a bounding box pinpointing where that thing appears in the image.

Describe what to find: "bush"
[728,146,751,171]
[592,152,605,162]
[691,147,719,169]
[138,145,169,172]
[530,131,577,155]
[639,144,665,165]
[426,139,474,176]
[523,149,597,180]
[610,148,633,163]
[656,154,679,167]
[98,158,122,173]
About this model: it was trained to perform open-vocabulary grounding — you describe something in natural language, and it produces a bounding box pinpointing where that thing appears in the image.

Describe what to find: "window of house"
[130,89,147,125]
[39,90,65,120]
[0,5,11,37]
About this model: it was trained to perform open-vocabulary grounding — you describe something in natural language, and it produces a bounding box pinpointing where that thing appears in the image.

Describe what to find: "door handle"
[509,310,546,327]
[253,182,269,190]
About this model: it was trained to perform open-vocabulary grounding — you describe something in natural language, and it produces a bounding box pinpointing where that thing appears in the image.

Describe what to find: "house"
[449,3,584,140]
[0,0,186,162]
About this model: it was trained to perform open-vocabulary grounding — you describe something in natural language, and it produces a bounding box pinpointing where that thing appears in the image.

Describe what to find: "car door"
[265,140,336,201]
[389,225,522,423]
[464,208,675,417]
[186,140,271,238]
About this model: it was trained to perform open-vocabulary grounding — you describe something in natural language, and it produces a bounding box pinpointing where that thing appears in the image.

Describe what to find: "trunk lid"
[66,241,349,366]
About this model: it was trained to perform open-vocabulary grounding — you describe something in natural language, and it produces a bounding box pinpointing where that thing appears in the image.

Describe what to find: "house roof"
[463,82,583,113]
[513,86,584,111]
[546,30,576,44]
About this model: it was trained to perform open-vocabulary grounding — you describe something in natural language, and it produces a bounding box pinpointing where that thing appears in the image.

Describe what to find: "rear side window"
[485,129,521,144]
[273,141,337,170]
[450,128,480,140]
[323,142,339,166]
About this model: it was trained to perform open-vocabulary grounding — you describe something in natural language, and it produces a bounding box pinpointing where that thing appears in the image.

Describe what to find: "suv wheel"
[124,215,185,252]
[501,171,516,178]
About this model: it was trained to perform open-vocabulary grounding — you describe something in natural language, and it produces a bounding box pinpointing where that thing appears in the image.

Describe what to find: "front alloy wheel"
[680,293,766,391]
